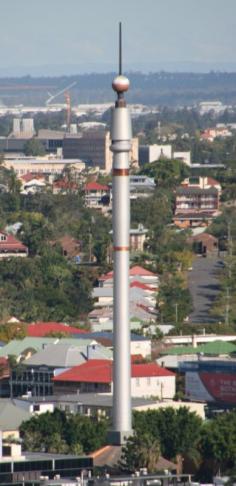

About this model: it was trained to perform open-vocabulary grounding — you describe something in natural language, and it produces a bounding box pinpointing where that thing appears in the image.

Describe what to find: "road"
[188,255,222,324]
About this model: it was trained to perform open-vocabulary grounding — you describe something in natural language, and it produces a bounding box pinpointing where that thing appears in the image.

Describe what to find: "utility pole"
[225,287,230,326]
[227,221,233,279]
[175,303,178,325]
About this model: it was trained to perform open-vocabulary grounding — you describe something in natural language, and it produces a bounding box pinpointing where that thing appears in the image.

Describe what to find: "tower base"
[107,429,133,446]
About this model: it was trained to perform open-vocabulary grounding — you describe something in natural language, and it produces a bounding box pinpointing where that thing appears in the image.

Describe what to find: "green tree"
[199,410,236,479]
[133,407,202,462]
[24,139,46,156]
[120,433,161,473]
[20,410,108,454]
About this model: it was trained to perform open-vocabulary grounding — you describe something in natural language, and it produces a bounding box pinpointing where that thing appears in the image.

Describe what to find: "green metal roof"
[0,337,98,358]
[161,340,236,356]
[161,345,198,356]
[200,340,236,355]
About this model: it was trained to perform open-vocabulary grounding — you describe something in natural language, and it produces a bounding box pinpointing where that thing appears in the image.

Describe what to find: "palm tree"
[120,432,161,473]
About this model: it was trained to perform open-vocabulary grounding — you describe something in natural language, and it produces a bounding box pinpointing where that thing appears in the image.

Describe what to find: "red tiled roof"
[100,265,156,281]
[53,359,174,383]
[27,322,87,337]
[0,357,10,379]
[131,354,144,363]
[84,182,110,192]
[20,173,45,183]
[207,177,220,186]
[0,232,27,251]
[130,280,156,291]
[53,180,78,189]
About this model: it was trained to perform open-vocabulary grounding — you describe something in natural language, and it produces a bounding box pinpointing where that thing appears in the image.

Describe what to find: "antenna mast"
[119,22,122,75]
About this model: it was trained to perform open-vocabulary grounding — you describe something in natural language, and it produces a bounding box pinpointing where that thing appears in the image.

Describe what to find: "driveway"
[188,255,222,324]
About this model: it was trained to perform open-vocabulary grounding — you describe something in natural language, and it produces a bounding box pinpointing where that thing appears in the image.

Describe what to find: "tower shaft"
[109,105,133,445]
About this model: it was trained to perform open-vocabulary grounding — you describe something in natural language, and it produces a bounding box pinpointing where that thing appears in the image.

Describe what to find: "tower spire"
[112,23,130,106]
[119,21,122,76]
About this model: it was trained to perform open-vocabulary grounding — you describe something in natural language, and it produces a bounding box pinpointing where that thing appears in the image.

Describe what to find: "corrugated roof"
[100,265,156,281]
[24,343,112,367]
[0,399,30,431]
[176,186,218,195]
[200,340,236,355]
[161,340,236,356]
[0,337,95,358]
[0,232,27,251]
[84,182,109,191]
[130,280,156,291]
[53,359,174,384]
[71,332,150,342]
[27,322,87,337]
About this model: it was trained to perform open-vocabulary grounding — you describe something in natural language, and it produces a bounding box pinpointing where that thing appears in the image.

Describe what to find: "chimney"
[86,344,96,360]
[192,334,197,348]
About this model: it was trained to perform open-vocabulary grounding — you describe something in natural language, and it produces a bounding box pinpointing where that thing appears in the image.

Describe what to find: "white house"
[53,360,176,399]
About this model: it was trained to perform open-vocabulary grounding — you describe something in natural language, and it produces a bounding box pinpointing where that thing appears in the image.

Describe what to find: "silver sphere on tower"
[112,75,130,94]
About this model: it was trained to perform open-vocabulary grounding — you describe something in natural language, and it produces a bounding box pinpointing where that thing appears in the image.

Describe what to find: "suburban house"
[108,225,149,257]
[0,231,28,258]
[21,178,47,195]
[98,265,159,288]
[88,305,158,332]
[200,127,232,142]
[84,181,111,209]
[129,224,149,252]
[174,176,221,229]
[52,179,79,194]
[71,331,152,359]
[50,234,81,259]
[180,176,222,194]
[188,232,218,255]
[26,321,87,337]
[10,341,112,398]
[174,187,220,228]
[90,265,158,331]
[53,359,176,398]
[0,358,10,397]
[129,175,156,199]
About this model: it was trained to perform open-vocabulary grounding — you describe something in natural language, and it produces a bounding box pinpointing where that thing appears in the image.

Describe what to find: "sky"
[1,0,236,76]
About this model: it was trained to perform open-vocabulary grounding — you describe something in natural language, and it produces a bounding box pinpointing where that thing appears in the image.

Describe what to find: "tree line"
[19,406,236,480]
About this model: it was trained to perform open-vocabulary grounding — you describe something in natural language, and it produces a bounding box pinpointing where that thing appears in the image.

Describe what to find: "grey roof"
[174,211,216,220]
[23,344,87,367]
[37,129,65,140]
[23,343,112,367]
[92,287,155,309]
[0,337,97,359]
[176,186,218,195]
[17,393,156,409]
[92,287,113,298]
[0,399,30,431]
[72,332,151,342]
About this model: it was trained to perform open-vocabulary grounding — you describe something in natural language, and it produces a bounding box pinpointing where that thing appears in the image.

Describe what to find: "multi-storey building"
[63,130,138,173]
[174,176,221,228]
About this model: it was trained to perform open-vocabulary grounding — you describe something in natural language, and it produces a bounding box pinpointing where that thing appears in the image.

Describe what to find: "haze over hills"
[1,62,236,77]
[1,71,236,107]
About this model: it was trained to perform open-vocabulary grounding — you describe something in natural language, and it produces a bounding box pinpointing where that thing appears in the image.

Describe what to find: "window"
[147,377,151,386]
[136,378,140,386]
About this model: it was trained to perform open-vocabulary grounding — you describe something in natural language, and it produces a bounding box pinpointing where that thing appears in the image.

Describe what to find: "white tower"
[108,23,133,445]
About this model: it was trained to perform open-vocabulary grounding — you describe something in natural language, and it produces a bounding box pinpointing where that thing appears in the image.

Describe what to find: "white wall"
[135,399,205,419]
[131,375,176,398]
[130,339,151,358]
[149,144,172,162]
[173,151,191,166]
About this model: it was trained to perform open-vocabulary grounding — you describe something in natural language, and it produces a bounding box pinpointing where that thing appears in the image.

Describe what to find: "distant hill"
[1,72,236,107]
